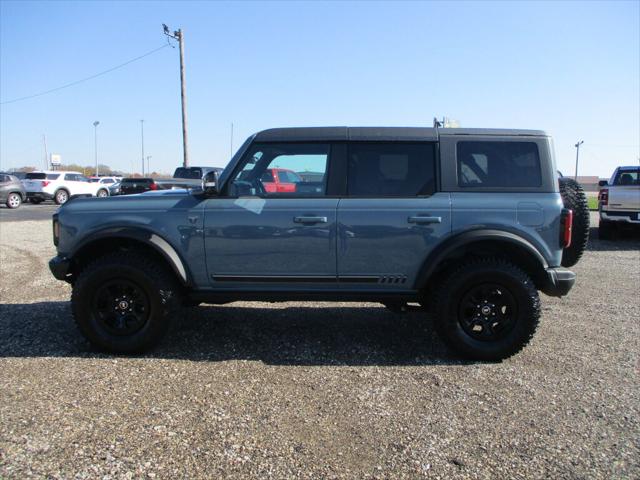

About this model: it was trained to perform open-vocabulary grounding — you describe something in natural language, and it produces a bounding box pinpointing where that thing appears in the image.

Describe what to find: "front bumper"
[49,255,72,283]
[542,267,576,297]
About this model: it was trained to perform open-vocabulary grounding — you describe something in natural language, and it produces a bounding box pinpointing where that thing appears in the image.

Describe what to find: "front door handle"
[408,215,442,224]
[294,216,328,224]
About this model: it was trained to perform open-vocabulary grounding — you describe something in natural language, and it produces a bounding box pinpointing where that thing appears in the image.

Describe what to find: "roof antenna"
[433,117,442,131]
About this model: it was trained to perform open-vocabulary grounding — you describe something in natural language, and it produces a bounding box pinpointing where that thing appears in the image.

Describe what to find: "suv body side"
[24,171,107,201]
[51,127,568,298]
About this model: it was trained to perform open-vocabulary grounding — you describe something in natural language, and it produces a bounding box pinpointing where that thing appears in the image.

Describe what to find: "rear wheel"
[433,259,540,361]
[54,189,69,205]
[6,192,22,209]
[71,251,182,353]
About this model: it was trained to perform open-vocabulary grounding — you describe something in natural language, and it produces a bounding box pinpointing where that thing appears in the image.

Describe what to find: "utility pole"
[140,119,145,176]
[574,140,584,180]
[93,121,100,176]
[146,155,152,174]
[163,24,189,167]
[42,134,48,170]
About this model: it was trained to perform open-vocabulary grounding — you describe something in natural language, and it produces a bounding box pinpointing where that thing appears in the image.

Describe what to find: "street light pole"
[140,119,145,176]
[163,24,189,168]
[574,140,584,180]
[93,121,100,176]
[146,155,152,175]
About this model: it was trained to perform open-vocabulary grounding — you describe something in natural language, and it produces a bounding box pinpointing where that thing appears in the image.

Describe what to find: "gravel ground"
[1,213,639,479]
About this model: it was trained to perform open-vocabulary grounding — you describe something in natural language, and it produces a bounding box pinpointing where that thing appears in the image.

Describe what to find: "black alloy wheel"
[458,284,517,341]
[93,279,150,336]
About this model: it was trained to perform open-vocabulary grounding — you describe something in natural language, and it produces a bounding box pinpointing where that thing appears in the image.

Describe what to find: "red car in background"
[261,168,302,193]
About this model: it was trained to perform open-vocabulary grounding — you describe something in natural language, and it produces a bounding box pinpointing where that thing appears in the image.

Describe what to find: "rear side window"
[347,143,436,196]
[457,142,541,188]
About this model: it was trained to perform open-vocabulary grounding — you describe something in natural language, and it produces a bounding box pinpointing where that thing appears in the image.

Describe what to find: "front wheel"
[71,251,182,353]
[97,189,109,198]
[6,192,22,209]
[433,259,540,361]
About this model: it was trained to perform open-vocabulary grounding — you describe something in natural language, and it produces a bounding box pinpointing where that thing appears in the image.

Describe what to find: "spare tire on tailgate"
[558,177,590,267]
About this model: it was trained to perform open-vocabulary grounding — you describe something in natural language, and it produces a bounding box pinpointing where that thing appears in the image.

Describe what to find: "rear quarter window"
[457,141,541,188]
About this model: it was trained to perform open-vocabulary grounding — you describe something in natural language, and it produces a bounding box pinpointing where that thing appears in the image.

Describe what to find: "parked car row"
[1,166,225,208]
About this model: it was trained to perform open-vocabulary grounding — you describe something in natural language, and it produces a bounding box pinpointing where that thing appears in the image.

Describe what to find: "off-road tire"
[558,177,590,267]
[6,192,22,209]
[432,259,540,361]
[71,251,181,353]
[54,189,69,205]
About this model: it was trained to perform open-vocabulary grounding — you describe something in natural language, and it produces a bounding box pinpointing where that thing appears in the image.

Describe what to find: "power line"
[0,44,170,105]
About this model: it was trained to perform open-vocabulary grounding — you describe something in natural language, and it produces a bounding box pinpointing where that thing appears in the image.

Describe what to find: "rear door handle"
[408,216,442,224]
[294,216,328,224]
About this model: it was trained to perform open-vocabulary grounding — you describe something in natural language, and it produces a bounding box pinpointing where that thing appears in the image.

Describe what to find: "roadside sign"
[50,154,62,166]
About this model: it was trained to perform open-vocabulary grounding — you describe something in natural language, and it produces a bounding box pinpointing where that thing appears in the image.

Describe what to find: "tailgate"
[23,180,43,192]
[608,186,640,211]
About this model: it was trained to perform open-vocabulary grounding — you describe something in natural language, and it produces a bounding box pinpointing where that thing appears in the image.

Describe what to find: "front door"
[204,142,338,288]
[337,142,451,289]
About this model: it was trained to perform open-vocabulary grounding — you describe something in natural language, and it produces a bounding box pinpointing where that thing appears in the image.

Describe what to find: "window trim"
[345,141,438,198]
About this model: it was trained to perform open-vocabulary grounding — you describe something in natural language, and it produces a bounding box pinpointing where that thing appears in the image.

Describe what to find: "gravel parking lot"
[1,212,638,479]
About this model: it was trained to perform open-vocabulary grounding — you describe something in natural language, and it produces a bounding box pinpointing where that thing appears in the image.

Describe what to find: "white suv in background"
[23,171,110,205]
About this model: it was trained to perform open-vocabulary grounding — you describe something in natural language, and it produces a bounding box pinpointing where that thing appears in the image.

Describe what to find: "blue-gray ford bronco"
[49,127,590,360]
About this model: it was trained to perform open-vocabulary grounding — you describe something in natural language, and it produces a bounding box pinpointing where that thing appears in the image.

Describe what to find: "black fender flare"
[414,229,549,290]
[71,227,190,285]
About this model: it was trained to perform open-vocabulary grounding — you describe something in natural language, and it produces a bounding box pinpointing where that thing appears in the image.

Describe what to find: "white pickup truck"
[598,166,640,239]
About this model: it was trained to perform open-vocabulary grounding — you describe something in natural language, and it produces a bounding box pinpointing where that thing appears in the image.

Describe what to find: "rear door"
[204,142,338,287]
[337,142,451,289]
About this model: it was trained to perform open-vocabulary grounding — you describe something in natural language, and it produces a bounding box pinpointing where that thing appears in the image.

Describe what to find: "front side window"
[457,141,541,188]
[229,143,329,196]
[65,173,79,181]
[347,143,436,196]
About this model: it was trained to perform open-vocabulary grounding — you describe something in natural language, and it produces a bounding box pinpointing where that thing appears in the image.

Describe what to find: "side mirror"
[201,170,219,196]
[598,180,608,187]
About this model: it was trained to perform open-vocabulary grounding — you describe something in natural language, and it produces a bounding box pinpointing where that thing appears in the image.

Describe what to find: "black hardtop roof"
[253,127,548,142]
